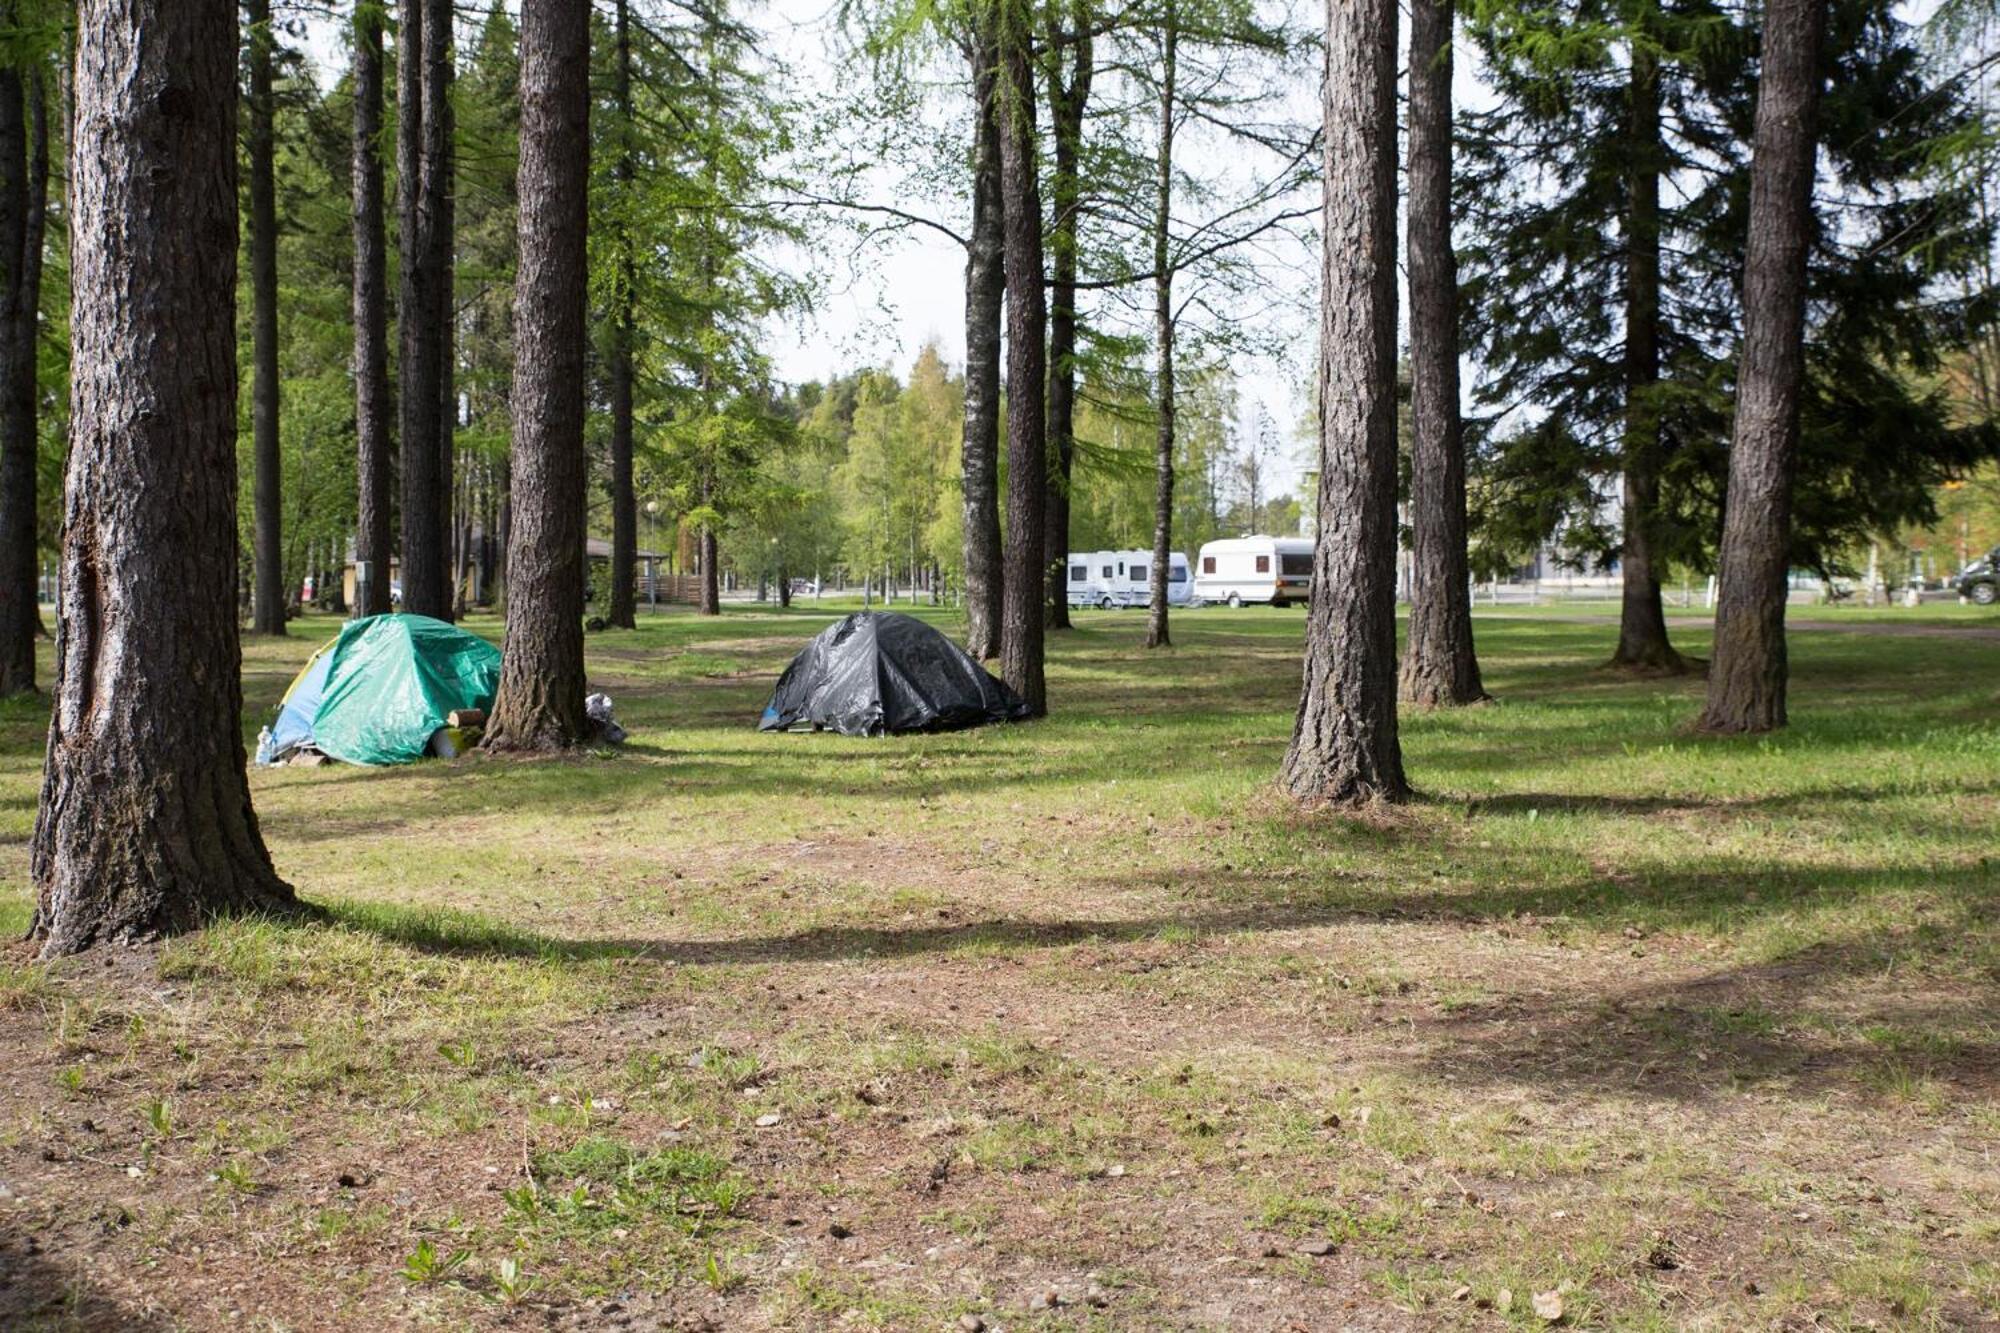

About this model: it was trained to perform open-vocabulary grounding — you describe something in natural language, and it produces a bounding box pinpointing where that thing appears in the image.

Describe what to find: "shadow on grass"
[0,1230,174,1331]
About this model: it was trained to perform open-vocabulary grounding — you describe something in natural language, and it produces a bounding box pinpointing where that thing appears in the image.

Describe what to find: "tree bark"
[1280,0,1406,805]
[960,25,1005,661]
[1399,0,1485,706]
[246,0,285,635]
[1610,38,1684,672]
[0,53,48,693]
[352,3,392,618]
[397,0,447,619]
[434,4,455,620]
[1145,0,1177,651]
[485,0,589,753]
[1042,5,1091,632]
[995,1,1046,716]
[32,0,293,956]
[606,0,638,629]
[1698,0,1823,733]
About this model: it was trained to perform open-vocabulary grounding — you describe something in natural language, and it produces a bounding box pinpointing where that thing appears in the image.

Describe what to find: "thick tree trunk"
[396,0,447,619]
[1399,0,1485,706]
[960,27,1005,661]
[0,58,48,693]
[995,6,1046,716]
[1699,0,1823,734]
[1611,41,1684,672]
[1280,0,1406,806]
[1042,10,1091,632]
[32,0,293,956]
[247,0,286,636]
[1145,3,1177,652]
[606,0,638,629]
[485,0,589,753]
[352,5,392,619]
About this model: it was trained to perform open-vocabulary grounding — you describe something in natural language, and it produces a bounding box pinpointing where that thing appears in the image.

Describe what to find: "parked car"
[1192,535,1313,607]
[1954,547,1999,605]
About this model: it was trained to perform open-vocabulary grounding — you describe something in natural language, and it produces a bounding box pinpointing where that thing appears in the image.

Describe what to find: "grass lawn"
[1,603,1996,1330]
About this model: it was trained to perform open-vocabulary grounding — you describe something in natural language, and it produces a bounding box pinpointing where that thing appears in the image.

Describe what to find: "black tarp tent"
[758,612,1030,736]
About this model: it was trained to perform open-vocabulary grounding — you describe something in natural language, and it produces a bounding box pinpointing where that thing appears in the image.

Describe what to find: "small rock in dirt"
[1296,1238,1337,1257]
[957,1317,986,1333]
[754,1113,782,1128]
[1532,1289,1564,1323]
[1105,1162,1126,1178]
[827,1222,852,1239]
[1030,1289,1061,1311]
[1451,1286,1472,1302]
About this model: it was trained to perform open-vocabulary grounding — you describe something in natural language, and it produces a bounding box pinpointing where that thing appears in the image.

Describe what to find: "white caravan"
[1113,550,1194,606]
[1066,551,1124,608]
[1192,536,1314,607]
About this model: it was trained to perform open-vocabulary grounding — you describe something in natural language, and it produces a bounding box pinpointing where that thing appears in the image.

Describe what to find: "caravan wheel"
[1098,596,1114,610]
[1226,593,1241,609]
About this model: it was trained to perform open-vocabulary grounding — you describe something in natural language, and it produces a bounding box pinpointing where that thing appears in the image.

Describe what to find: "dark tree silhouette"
[397,0,452,619]
[1399,0,1484,706]
[351,2,393,618]
[1699,0,1825,733]
[32,0,293,955]
[605,0,638,630]
[1280,0,1406,805]
[247,0,286,635]
[0,52,48,693]
[485,0,590,752]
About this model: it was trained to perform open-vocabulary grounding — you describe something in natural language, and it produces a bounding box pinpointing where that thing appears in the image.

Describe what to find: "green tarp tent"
[256,614,501,766]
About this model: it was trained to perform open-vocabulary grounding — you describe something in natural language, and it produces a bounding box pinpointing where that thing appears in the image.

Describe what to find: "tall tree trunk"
[1698,0,1823,733]
[247,0,286,636]
[33,0,293,956]
[396,0,445,618]
[352,3,392,619]
[0,54,47,693]
[434,4,455,620]
[1611,38,1683,672]
[606,0,638,629]
[1399,0,1485,706]
[486,0,589,753]
[1145,0,1177,651]
[699,483,720,615]
[1042,6,1091,632]
[995,1,1046,716]
[960,25,1005,660]
[1280,0,1406,805]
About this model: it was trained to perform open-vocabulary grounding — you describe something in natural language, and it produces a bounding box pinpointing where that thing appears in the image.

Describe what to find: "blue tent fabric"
[267,643,337,758]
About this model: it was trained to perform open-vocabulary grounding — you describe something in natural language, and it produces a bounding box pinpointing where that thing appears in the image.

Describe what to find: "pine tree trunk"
[995,5,1046,716]
[1399,0,1485,706]
[1042,12,1090,633]
[1281,0,1406,806]
[352,4,393,619]
[1145,3,1177,652]
[397,0,446,619]
[485,0,589,753]
[434,9,455,621]
[1611,40,1684,672]
[247,0,286,636]
[0,59,47,694]
[606,0,638,630]
[33,0,293,956]
[699,518,720,615]
[1699,0,1823,734]
[960,26,1005,661]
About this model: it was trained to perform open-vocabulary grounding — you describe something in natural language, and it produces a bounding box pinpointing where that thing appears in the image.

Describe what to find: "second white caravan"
[1192,536,1314,607]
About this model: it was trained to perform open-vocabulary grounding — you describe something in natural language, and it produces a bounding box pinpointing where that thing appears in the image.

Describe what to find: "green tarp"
[264,614,501,766]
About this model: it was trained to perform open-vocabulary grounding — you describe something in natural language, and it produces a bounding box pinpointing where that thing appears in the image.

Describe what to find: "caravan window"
[1255,555,1271,573]
[1169,566,1188,582]
[1101,564,1113,578]
[1069,565,1087,582]
[1202,556,1216,574]
[1131,562,1150,583]
[1280,552,1312,576]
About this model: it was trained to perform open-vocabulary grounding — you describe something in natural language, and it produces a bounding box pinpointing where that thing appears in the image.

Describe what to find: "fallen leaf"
[1532,1289,1564,1322]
